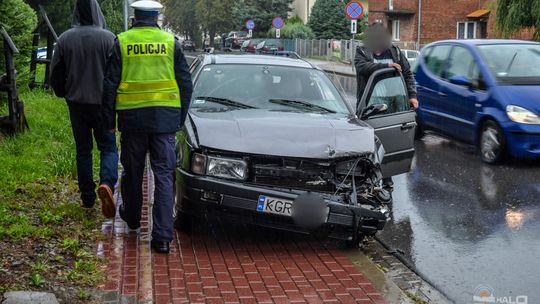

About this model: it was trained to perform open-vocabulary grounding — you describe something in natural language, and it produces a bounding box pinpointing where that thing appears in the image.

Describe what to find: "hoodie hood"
[72,0,107,28]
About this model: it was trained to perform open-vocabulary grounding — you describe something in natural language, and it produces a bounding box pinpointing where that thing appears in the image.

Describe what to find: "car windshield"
[478,44,540,84]
[191,64,349,114]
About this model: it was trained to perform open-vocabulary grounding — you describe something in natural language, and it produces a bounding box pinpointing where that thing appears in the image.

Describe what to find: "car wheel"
[480,120,506,164]
[173,183,193,232]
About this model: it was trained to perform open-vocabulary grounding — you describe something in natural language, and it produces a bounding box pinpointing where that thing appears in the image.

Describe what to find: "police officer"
[102,0,193,254]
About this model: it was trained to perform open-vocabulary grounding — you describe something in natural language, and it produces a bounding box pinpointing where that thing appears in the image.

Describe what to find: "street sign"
[351,20,357,34]
[246,19,256,30]
[345,1,364,20]
[272,16,284,29]
[272,17,284,39]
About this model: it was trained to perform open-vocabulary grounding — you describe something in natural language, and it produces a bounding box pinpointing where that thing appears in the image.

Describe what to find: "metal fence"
[281,39,419,63]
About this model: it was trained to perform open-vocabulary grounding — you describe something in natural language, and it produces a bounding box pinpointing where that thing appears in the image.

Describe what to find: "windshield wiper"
[269,99,336,113]
[504,51,518,75]
[194,96,256,109]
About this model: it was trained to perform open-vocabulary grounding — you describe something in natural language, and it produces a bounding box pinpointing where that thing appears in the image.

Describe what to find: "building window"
[389,0,394,10]
[392,20,400,41]
[457,22,476,39]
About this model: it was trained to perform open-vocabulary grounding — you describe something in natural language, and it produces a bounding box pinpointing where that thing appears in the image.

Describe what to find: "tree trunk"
[209,29,216,47]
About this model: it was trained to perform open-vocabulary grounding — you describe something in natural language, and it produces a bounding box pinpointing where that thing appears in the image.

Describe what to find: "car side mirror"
[449,75,472,87]
[360,104,388,120]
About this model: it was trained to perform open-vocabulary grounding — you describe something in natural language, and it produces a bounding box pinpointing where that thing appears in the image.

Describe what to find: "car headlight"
[506,105,540,124]
[191,153,248,180]
[207,156,248,180]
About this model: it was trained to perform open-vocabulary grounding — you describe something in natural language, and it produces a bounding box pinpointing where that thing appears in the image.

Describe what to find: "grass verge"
[0,89,105,303]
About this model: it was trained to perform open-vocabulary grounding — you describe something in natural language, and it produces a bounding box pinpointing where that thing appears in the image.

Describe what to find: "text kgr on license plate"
[256,195,293,216]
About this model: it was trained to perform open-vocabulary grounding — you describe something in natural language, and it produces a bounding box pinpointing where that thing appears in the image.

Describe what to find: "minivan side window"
[424,45,452,77]
[446,46,483,89]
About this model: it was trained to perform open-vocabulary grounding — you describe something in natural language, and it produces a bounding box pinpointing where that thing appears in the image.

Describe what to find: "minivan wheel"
[480,120,506,164]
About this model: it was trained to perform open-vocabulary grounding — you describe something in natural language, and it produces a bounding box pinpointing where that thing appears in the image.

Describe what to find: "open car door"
[358,68,416,177]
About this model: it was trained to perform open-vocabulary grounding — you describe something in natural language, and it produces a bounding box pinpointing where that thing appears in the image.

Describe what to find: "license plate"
[256,195,293,217]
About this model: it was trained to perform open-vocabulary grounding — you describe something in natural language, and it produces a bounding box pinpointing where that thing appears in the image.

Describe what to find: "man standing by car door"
[354,22,418,190]
[50,0,118,218]
[102,0,193,254]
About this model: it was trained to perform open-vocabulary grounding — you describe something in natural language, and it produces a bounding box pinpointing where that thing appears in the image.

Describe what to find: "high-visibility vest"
[116,27,180,110]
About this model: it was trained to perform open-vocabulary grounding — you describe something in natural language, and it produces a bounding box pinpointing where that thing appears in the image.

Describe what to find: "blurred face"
[365,28,392,53]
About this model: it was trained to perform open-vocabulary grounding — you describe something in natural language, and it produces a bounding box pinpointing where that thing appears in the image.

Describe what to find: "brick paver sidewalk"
[98,167,387,304]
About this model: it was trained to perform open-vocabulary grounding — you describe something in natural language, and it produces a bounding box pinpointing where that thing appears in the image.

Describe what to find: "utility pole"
[124,0,129,31]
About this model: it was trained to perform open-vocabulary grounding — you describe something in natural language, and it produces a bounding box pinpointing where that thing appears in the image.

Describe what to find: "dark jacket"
[354,45,417,101]
[50,0,115,104]
[101,20,193,134]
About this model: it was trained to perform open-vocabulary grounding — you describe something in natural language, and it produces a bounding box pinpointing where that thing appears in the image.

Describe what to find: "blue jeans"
[68,104,119,204]
[120,132,176,242]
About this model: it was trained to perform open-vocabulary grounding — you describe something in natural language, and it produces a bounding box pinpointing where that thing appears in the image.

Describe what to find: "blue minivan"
[415,39,540,163]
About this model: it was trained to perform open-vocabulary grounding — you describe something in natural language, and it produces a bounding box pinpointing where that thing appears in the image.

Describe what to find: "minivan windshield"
[191,64,350,114]
[478,44,540,84]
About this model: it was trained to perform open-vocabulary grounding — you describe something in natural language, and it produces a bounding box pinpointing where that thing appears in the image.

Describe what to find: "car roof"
[199,54,317,69]
[428,39,540,47]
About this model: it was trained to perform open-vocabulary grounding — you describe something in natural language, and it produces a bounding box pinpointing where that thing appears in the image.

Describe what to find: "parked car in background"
[182,40,196,52]
[175,54,416,246]
[225,31,248,50]
[274,51,301,59]
[240,39,264,53]
[256,39,284,54]
[36,47,47,59]
[402,49,420,70]
[415,39,540,164]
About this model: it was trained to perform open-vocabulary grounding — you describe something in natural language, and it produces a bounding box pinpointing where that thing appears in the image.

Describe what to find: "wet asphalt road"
[330,74,540,303]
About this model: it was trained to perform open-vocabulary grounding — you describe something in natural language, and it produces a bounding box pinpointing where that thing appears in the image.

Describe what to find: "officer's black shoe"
[119,204,141,231]
[151,241,170,254]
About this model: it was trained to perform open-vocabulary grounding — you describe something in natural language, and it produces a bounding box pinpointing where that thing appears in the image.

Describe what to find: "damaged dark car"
[175,55,416,245]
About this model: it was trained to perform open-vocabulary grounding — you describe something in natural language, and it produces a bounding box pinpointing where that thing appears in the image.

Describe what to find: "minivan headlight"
[506,105,540,124]
[207,156,248,180]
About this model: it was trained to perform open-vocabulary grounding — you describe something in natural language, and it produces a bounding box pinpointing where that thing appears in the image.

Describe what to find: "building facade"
[367,0,531,49]
[292,0,369,23]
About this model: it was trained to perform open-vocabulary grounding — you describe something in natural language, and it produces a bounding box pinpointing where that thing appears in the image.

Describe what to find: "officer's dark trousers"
[68,104,119,205]
[120,132,176,242]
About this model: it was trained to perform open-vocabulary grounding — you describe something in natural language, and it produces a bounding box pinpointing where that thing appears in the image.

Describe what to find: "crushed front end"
[176,141,391,245]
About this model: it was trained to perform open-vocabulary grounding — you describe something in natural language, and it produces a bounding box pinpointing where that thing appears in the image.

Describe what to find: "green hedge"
[0,0,37,73]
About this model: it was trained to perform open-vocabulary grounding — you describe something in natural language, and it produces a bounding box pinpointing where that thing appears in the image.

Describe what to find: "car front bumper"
[176,169,387,241]
[504,123,540,159]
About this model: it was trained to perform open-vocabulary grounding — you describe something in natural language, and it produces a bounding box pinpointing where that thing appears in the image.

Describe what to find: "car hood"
[498,85,540,114]
[188,109,375,159]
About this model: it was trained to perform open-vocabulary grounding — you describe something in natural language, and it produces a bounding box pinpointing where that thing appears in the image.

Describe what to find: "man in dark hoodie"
[354,22,418,191]
[50,0,117,218]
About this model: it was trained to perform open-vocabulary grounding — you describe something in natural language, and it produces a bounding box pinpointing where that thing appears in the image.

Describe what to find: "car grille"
[250,156,335,192]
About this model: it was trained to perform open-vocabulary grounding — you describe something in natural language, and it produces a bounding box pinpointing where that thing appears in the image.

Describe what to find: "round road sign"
[345,1,364,20]
[246,19,256,30]
[272,16,285,29]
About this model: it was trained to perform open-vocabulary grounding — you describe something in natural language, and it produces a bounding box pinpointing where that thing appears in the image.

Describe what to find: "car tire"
[480,120,506,164]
